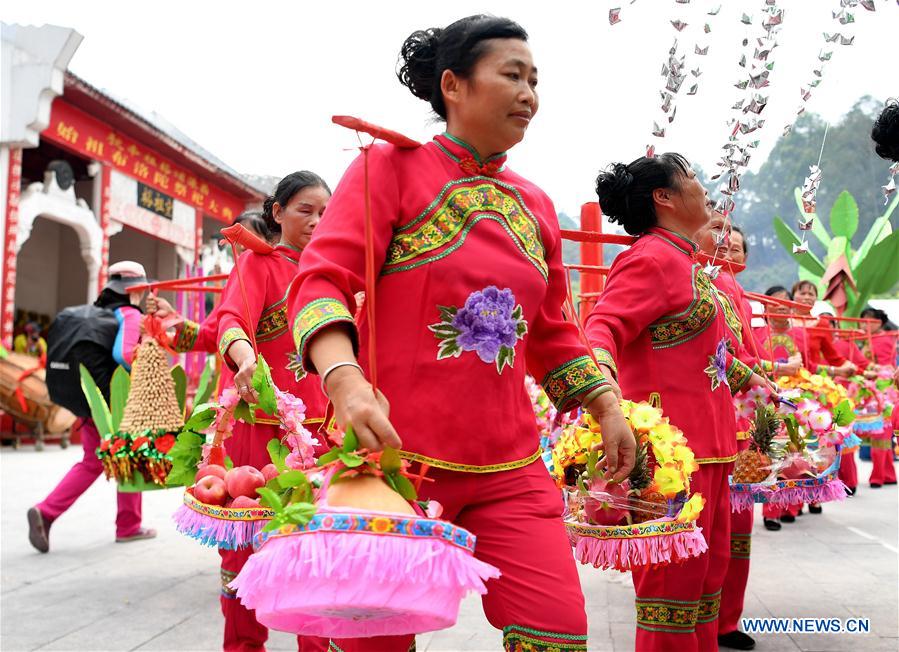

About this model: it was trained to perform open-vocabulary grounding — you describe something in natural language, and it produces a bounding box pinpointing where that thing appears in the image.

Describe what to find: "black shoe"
[848,486,857,496]
[871,483,883,489]
[796,507,804,516]
[27,507,50,553]
[763,518,781,531]
[780,514,796,523]
[885,481,897,485]
[719,630,756,650]
[809,503,822,514]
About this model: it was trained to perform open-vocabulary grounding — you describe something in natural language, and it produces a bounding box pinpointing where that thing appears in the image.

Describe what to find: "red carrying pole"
[579,202,602,322]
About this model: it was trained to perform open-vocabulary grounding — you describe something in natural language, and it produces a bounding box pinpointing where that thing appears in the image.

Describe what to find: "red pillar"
[97,165,111,293]
[2,148,23,348]
[579,201,603,323]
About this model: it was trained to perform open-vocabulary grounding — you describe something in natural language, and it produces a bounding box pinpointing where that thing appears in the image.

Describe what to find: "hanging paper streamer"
[645,0,721,156]
[782,0,874,137]
[883,162,899,205]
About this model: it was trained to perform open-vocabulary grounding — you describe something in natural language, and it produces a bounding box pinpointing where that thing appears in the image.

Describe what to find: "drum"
[0,352,76,433]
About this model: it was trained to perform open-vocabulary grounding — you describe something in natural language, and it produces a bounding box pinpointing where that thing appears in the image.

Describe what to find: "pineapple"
[628,442,669,523]
[733,402,780,483]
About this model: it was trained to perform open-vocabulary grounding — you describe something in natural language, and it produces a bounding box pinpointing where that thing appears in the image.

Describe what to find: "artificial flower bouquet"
[551,400,707,571]
[729,385,852,511]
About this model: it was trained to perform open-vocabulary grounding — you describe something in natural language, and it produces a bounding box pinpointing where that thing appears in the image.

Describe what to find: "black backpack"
[46,304,120,417]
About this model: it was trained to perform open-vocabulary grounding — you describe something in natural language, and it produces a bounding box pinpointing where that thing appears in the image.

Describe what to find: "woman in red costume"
[791,280,855,378]
[287,15,635,652]
[584,154,770,652]
[173,172,331,652]
[858,307,898,487]
[695,218,762,651]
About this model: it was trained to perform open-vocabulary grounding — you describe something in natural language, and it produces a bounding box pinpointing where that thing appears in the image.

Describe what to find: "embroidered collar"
[645,226,698,257]
[275,242,302,261]
[433,133,508,177]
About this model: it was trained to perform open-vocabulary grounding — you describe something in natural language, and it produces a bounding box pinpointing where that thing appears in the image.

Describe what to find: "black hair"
[731,225,748,255]
[261,171,331,235]
[765,285,792,299]
[233,211,272,241]
[872,98,899,162]
[95,288,139,311]
[594,153,691,235]
[860,306,889,327]
[397,15,529,120]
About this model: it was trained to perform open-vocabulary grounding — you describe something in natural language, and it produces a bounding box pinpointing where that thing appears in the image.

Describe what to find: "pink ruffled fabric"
[172,504,268,550]
[571,527,708,571]
[730,479,849,512]
[230,520,500,637]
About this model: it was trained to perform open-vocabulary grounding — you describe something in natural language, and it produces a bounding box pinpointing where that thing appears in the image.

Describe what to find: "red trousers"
[761,502,799,519]
[719,440,752,636]
[870,445,897,486]
[219,421,329,652]
[633,462,732,652]
[322,460,588,651]
[36,418,142,538]
[838,448,858,490]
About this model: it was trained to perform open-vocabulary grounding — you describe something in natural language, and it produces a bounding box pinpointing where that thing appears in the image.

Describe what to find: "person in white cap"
[27,261,156,553]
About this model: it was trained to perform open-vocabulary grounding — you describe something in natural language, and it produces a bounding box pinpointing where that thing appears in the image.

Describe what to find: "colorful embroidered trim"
[502,625,588,651]
[256,295,288,343]
[292,297,355,370]
[566,519,697,541]
[219,327,250,358]
[648,264,718,349]
[731,468,839,494]
[635,596,699,633]
[399,448,541,473]
[429,286,528,374]
[440,132,508,167]
[730,533,751,559]
[697,454,738,464]
[726,358,753,394]
[542,356,609,411]
[766,332,798,356]
[183,491,274,521]
[256,512,477,553]
[173,319,200,352]
[736,431,751,441]
[383,178,547,280]
[646,229,698,257]
[592,347,617,376]
[220,567,238,598]
[713,287,743,342]
[761,359,774,372]
[697,590,722,624]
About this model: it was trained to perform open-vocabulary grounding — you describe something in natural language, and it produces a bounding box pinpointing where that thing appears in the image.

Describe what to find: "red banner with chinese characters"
[2,148,23,347]
[42,99,245,223]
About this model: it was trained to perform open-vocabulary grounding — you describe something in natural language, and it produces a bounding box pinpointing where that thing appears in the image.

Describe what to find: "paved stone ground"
[2,445,897,651]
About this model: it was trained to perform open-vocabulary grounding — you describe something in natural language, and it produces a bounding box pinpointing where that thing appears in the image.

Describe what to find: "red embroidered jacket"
[752,323,808,365]
[287,133,609,471]
[584,227,751,463]
[214,245,327,427]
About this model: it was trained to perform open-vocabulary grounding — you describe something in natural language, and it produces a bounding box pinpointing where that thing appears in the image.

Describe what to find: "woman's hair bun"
[872,98,899,163]
[397,28,443,103]
[595,163,634,222]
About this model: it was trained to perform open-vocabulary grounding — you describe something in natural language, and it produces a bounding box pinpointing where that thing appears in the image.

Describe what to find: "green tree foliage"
[730,96,895,294]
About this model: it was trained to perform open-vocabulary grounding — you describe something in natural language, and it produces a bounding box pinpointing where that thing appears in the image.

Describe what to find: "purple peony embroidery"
[429,286,528,373]
[704,337,730,391]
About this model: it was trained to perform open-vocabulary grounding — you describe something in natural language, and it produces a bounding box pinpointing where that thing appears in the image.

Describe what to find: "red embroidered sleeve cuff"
[173,319,200,353]
[541,355,609,411]
[592,347,618,377]
[219,327,251,366]
[726,358,753,395]
[292,297,356,375]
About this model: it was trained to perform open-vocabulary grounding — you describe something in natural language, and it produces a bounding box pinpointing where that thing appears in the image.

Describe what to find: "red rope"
[362,146,378,392]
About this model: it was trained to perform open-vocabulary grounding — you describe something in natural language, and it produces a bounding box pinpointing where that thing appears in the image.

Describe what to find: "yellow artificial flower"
[671,444,699,474]
[618,400,634,419]
[629,402,663,432]
[675,493,705,523]
[654,464,686,497]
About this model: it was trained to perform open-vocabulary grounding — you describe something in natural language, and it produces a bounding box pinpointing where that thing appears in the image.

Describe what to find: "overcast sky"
[6,0,897,216]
